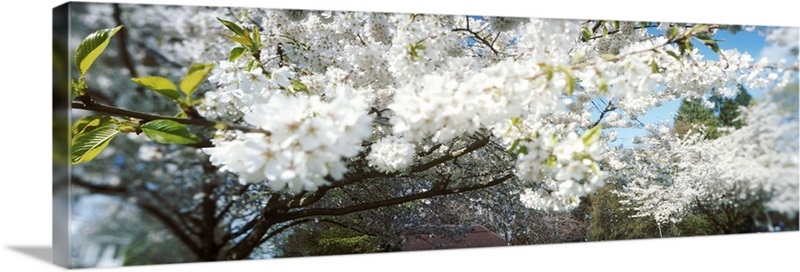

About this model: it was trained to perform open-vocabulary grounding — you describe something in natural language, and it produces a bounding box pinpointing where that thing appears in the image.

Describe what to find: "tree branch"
[224,194,278,241]
[279,170,389,211]
[589,101,617,129]
[112,4,144,94]
[585,25,657,41]
[451,28,500,55]
[143,186,202,235]
[138,202,205,259]
[410,136,490,173]
[257,219,312,245]
[71,175,127,195]
[72,100,270,135]
[136,42,183,68]
[215,184,252,221]
[200,181,221,254]
[281,172,514,221]
[71,176,206,259]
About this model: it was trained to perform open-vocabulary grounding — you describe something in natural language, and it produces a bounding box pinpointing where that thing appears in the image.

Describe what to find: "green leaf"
[75,26,123,75]
[538,64,554,81]
[667,25,680,40]
[71,115,115,137]
[217,17,245,36]
[408,44,419,59]
[291,79,309,93]
[225,34,252,47]
[581,27,592,42]
[602,26,608,38]
[666,50,681,60]
[141,120,201,144]
[131,76,181,100]
[252,26,261,48]
[679,39,694,55]
[180,63,214,97]
[507,139,521,156]
[546,155,557,167]
[650,60,660,74]
[246,59,256,71]
[612,21,620,29]
[582,125,602,146]
[558,67,576,95]
[71,126,118,164]
[590,161,601,174]
[706,42,721,54]
[517,145,528,155]
[229,47,246,62]
[695,34,721,54]
[691,24,711,34]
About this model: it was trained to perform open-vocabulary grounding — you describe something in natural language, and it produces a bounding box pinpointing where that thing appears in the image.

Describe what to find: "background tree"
[674,99,721,139]
[612,95,798,234]
[674,85,753,140]
[670,86,761,234]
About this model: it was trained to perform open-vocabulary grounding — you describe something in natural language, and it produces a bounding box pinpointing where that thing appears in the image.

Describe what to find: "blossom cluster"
[513,130,606,211]
[203,87,373,192]
[201,62,297,120]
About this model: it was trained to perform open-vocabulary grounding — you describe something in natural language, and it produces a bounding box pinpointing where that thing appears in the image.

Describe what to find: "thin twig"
[451,28,500,55]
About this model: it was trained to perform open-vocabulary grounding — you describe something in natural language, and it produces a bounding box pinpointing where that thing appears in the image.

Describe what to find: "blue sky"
[607,26,784,147]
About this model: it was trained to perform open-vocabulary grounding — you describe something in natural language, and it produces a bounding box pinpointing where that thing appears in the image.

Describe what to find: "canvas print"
[52,1,799,268]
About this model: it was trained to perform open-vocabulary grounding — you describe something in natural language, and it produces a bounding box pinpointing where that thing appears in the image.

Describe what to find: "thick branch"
[223,170,512,260]
[281,172,514,221]
[200,181,221,256]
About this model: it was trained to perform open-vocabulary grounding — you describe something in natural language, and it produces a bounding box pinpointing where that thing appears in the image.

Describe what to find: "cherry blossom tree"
[611,95,798,233]
[63,3,798,264]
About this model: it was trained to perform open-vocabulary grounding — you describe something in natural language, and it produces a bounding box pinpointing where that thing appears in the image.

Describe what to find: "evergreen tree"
[675,86,753,140]
[674,99,721,139]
